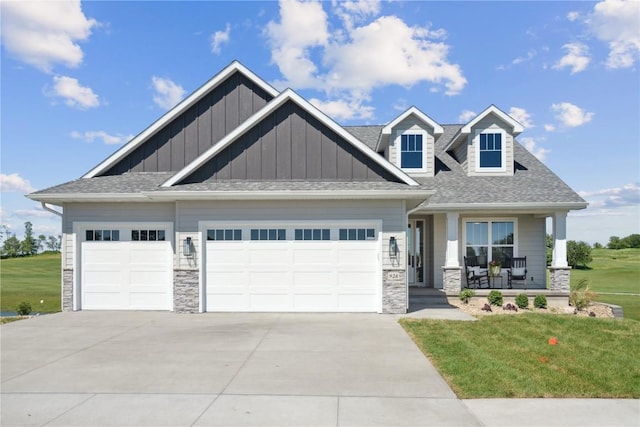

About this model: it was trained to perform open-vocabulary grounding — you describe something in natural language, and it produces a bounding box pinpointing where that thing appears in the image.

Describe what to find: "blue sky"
[1,0,638,244]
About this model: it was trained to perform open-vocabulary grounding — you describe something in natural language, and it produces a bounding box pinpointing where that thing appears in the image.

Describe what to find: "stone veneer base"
[62,268,73,311]
[382,269,406,313]
[548,267,571,292]
[442,266,462,295]
[173,269,199,313]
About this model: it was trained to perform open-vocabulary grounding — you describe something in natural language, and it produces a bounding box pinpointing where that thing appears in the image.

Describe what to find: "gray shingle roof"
[30,125,585,209]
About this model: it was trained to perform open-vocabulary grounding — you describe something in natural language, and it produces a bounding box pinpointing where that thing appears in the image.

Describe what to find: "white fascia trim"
[26,193,149,204]
[163,88,420,187]
[443,105,524,152]
[82,61,279,179]
[381,106,443,137]
[144,189,435,201]
[416,202,588,212]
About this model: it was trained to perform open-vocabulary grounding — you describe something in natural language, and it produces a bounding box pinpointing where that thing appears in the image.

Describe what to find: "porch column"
[445,212,460,267]
[549,211,571,292]
[443,212,462,294]
[551,211,568,268]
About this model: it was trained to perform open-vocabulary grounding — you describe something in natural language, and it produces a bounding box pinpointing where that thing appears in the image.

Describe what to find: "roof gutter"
[416,201,588,213]
[40,202,63,217]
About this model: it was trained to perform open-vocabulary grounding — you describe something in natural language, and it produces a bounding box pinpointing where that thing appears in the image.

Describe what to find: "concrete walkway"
[1,312,638,426]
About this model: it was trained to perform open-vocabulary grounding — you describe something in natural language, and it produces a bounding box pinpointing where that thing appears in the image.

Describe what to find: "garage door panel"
[82,241,171,310]
[206,225,380,312]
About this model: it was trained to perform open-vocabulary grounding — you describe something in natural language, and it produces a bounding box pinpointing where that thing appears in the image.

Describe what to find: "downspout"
[41,202,62,217]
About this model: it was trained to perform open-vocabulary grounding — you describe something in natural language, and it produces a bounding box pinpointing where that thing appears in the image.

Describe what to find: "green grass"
[401,315,640,398]
[1,253,61,313]
[570,248,640,321]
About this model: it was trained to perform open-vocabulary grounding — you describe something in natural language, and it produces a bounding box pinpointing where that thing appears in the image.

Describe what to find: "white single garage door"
[205,224,380,312]
[80,226,173,310]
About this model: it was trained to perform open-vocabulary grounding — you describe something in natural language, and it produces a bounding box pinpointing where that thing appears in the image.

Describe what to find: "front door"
[407,220,425,286]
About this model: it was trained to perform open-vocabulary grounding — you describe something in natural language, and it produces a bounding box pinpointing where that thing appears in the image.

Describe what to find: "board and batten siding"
[103,72,273,175]
[466,117,514,177]
[181,101,400,183]
[62,202,176,269]
[177,199,407,270]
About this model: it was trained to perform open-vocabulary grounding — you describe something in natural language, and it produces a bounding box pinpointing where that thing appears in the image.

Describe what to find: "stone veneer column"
[62,268,73,311]
[442,266,462,295]
[548,267,571,292]
[173,269,199,313]
[382,269,406,313]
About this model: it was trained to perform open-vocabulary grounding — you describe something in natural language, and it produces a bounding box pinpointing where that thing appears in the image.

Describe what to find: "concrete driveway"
[2,312,638,427]
[1,311,475,426]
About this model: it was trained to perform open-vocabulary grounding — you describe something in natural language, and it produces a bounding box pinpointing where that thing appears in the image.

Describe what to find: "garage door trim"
[73,221,174,311]
[198,220,382,313]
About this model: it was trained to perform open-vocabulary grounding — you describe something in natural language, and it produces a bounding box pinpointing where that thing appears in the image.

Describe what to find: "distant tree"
[593,242,603,249]
[20,221,38,256]
[0,224,10,246]
[3,235,21,257]
[545,234,553,266]
[46,235,61,252]
[567,240,593,268]
[38,234,47,253]
[607,236,623,249]
[621,234,640,249]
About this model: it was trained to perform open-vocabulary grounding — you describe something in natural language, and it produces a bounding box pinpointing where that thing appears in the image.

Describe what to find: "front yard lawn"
[400,314,640,398]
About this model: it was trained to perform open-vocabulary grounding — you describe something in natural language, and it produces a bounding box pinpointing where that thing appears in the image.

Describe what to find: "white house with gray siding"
[28,61,587,314]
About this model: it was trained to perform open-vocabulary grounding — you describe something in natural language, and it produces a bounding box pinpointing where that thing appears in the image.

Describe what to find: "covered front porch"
[405,210,572,294]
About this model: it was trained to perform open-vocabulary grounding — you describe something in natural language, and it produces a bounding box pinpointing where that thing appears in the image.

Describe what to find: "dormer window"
[395,130,428,174]
[401,134,423,168]
[475,129,506,173]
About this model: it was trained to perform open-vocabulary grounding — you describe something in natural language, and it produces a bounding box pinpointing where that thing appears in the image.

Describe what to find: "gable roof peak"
[460,104,524,135]
[82,60,279,179]
[382,105,444,136]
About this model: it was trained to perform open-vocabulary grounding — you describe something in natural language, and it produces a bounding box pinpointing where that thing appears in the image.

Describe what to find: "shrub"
[503,303,518,312]
[570,278,598,311]
[459,289,475,304]
[487,290,503,306]
[16,301,32,316]
[515,293,529,309]
[481,303,492,312]
[533,294,547,309]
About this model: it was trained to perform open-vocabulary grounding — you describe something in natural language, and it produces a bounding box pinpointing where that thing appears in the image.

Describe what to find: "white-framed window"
[251,228,286,241]
[339,228,376,241]
[132,229,166,241]
[474,129,507,172]
[395,130,428,173]
[86,229,120,241]
[464,219,516,265]
[295,228,330,241]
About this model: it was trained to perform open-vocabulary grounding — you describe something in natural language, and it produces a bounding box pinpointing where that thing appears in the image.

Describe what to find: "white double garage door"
[80,221,381,312]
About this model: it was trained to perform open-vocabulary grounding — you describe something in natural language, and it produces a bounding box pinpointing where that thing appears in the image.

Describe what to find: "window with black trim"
[131,229,166,241]
[294,228,330,241]
[207,229,242,241]
[251,228,286,240]
[86,230,120,241]
[338,228,376,241]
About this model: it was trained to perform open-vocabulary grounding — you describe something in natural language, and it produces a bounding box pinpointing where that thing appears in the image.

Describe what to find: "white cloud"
[551,102,594,127]
[47,75,100,109]
[544,124,556,132]
[508,107,533,128]
[578,182,640,208]
[552,42,591,74]
[70,130,133,145]
[211,23,231,55]
[588,0,640,69]
[0,173,35,193]
[567,11,580,22]
[497,50,536,70]
[265,0,466,120]
[519,137,550,162]
[332,0,381,31]
[458,110,476,122]
[13,208,57,219]
[309,97,374,121]
[265,0,329,88]
[151,76,185,110]
[0,0,97,72]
